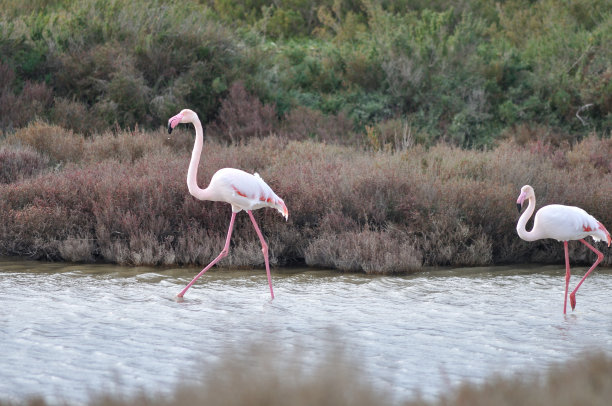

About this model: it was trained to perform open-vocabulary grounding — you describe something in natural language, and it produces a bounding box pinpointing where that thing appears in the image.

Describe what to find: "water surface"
[1,258,612,404]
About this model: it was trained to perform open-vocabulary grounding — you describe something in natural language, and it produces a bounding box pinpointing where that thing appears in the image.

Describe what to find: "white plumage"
[167,108,288,299]
[532,204,608,243]
[207,168,288,218]
[516,184,610,313]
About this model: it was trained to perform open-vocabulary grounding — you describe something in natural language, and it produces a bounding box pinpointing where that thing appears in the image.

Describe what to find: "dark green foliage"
[1,0,610,144]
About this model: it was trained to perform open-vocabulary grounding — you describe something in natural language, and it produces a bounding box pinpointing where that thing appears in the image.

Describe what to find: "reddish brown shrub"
[206,81,278,143]
[0,132,610,268]
[566,134,612,174]
[280,106,358,145]
[0,90,18,130]
[305,229,422,273]
[0,146,49,183]
[19,81,53,117]
[0,61,14,90]
[51,97,108,136]
[0,74,53,130]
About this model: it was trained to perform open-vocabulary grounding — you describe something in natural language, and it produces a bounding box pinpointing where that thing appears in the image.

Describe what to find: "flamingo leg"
[563,241,570,314]
[247,210,274,300]
[569,239,604,311]
[177,212,237,298]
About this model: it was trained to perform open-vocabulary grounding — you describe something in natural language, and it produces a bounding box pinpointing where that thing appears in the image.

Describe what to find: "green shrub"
[3,0,611,142]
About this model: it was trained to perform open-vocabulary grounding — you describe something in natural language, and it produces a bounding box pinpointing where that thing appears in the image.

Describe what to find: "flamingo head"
[516,185,534,213]
[168,109,198,134]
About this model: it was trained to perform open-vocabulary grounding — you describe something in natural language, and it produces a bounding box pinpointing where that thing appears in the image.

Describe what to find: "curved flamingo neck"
[186,116,212,201]
[517,194,540,241]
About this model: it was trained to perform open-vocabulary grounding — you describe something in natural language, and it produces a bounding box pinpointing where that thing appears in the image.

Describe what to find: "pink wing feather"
[207,168,288,219]
[535,204,608,244]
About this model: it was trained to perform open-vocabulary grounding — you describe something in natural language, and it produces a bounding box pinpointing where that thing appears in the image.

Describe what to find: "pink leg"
[247,210,274,299]
[563,241,570,314]
[177,212,237,298]
[569,239,604,310]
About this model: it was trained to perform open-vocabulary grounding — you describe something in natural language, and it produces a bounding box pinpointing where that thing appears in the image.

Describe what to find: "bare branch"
[576,103,593,126]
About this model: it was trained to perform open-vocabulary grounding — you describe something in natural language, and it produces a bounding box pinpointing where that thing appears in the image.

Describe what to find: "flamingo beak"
[167,113,183,134]
[516,191,526,213]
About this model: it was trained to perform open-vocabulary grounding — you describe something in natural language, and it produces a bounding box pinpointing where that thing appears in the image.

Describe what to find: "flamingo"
[168,109,288,299]
[516,185,610,313]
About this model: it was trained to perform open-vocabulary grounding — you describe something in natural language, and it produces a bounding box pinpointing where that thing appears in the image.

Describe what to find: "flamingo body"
[204,167,288,218]
[168,109,287,299]
[527,204,609,243]
[516,185,610,313]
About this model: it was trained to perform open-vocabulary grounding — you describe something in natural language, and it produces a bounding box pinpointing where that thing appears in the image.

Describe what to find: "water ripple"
[1,259,612,404]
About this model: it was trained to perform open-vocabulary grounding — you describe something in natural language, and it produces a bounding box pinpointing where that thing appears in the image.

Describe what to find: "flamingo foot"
[569,292,576,310]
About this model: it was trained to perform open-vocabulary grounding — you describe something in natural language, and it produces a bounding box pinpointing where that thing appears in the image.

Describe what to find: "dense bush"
[0,145,49,183]
[0,127,610,270]
[1,0,240,130]
[205,81,278,143]
[1,0,610,145]
[4,121,84,164]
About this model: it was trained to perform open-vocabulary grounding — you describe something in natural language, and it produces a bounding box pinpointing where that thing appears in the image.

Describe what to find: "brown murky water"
[1,258,612,404]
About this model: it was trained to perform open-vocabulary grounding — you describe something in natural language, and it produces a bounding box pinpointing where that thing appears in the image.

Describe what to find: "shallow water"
[1,258,612,404]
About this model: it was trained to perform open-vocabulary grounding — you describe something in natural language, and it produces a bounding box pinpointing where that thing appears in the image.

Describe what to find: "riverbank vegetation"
[0,0,611,270]
[1,125,610,270]
[3,349,612,406]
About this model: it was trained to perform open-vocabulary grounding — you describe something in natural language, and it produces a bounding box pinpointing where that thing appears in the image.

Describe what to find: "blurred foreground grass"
[3,347,611,406]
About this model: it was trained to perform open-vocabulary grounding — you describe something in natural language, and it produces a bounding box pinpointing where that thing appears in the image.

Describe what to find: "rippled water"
[1,258,612,404]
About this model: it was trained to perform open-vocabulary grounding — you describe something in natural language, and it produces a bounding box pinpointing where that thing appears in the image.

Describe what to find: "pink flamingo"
[516,185,610,313]
[168,109,288,299]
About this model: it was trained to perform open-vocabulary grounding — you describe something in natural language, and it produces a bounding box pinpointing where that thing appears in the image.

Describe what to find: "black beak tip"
[516,203,522,213]
[167,125,173,135]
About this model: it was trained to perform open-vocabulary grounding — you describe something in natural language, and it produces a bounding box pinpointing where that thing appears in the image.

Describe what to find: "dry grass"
[305,229,422,273]
[279,105,359,145]
[434,352,612,406]
[0,146,49,184]
[0,128,610,269]
[4,121,84,164]
[2,349,611,406]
